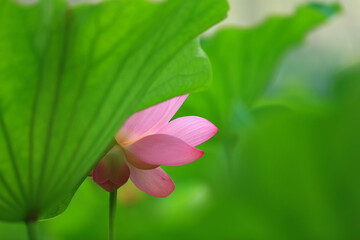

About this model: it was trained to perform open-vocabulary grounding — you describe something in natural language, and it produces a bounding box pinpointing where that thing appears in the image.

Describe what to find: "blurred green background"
[1,0,360,239]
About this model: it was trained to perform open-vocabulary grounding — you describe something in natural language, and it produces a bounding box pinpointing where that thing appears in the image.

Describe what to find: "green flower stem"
[26,221,40,240]
[109,190,117,240]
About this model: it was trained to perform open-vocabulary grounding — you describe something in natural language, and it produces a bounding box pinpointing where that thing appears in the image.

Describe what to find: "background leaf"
[178,2,339,187]
[0,0,228,222]
[185,3,340,127]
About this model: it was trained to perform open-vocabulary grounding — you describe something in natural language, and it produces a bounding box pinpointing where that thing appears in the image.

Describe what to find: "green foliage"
[232,64,360,239]
[0,0,228,222]
[188,3,340,127]
[180,3,340,191]
[1,1,359,240]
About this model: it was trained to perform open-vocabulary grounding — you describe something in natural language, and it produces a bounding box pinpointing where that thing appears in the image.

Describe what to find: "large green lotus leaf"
[138,39,212,110]
[183,3,340,129]
[0,0,228,222]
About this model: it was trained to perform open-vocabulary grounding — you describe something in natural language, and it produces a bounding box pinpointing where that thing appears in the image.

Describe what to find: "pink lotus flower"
[91,94,218,197]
